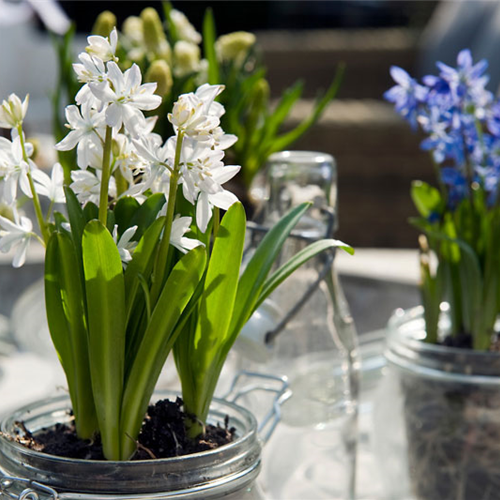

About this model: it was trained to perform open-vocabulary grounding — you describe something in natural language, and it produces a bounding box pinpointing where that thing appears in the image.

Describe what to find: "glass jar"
[238,151,359,500]
[0,391,264,500]
[377,306,500,500]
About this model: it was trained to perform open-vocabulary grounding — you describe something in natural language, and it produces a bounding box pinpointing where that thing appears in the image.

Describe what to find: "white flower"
[112,224,138,265]
[132,134,172,168]
[195,168,240,232]
[173,41,200,78]
[195,84,225,117]
[73,52,107,84]
[174,136,240,232]
[0,94,29,129]
[169,216,203,253]
[113,134,146,185]
[0,212,33,268]
[70,169,116,206]
[168,87,223,141]
[55,102,105,169]
[89,62,161,136]
[0,134,32,205]
[32,163,65,204]
[211,127,237,150]
[170,9,201,45]
[86,28,118,62]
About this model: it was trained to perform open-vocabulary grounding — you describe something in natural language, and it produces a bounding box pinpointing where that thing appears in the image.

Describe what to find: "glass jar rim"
[0,390,261,496]
[386,306,500,383]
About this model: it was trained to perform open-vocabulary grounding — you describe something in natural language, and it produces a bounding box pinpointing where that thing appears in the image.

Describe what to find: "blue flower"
[384,66,428,129]
[440,167,468,208]
[436,49,492,112]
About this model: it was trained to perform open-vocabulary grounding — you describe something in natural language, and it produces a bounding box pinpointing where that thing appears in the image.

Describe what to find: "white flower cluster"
[0,28,240,267]
[0,94,64,266]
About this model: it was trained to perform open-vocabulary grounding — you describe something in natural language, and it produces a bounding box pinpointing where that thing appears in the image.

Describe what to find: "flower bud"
[92,11,117,37]
[173,41,200,78]
[170,9,201,45]
[0,94,29,129]
[141,7,167,53]
[111,137,121,158]
[215,31,256,65]
[0,203,14,222]
[145,60,173,97]
[123,16,143,44]
[253,78,270,107]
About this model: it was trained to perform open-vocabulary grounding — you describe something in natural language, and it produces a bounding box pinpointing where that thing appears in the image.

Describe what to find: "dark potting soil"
[440,332,473,349]
[12,398,235,461]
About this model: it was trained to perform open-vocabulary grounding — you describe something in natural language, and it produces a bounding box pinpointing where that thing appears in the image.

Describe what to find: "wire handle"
[222,371,291,444]
[0,475,58,499]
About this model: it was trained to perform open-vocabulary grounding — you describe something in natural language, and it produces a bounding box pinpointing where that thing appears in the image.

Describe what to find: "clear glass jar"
[239,151,359,500]
[377,306,500,500]
[0,391,264,500]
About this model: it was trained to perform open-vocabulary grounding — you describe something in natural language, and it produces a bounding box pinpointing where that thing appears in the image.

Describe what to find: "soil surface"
[441,332,473,349]
[10,398,235,460]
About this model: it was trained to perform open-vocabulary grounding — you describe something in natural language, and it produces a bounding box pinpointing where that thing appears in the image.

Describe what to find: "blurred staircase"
[258,28,434,248]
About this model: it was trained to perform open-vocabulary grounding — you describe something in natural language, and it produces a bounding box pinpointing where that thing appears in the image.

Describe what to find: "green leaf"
[114,197,140,237]
[411,180,443,219]
[163,1,179,44]
[82,220,126,460]
[120,245,207,460]
[180,203,246,424]
[254,239,353,312]
[261,81,303,143]
[124,217,164,319]
[229,202,311,340]
[83,202,99,222]
[45,232,97,439]
[261,64,344,159]
[203,8,220,85]
[130,193,165,241]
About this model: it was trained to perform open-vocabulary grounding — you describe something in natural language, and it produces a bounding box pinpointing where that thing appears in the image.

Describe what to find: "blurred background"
[2,0,499,329]
[6,0,500,250]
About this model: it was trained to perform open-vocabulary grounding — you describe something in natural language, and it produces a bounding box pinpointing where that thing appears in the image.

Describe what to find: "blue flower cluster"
[385,49,500,208]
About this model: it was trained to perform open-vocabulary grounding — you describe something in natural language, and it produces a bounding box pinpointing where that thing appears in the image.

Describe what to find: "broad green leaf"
[254,239,353,312]
[411,180,443,219]
[114,197,140,237]
[45,235,77,414]
[182,203,246,423]
[83,202,98,222]
[45,232,97,439]
[130,193,165,241]
[120,245,207,460]
[203,8,220,85]
[124,217,164,318]
[229,202,311,340]
[82,220,126,460]
[65,186,85,246]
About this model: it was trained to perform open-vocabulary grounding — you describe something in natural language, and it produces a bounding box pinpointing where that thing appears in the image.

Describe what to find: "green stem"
[98,126,113,226]
[151,132,184,303]
[211,207,220,254]
[114,166,127,198]
[17,125,49,245]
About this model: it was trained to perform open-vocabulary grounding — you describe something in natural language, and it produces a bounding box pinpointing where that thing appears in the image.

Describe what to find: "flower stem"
[98,126,113,226]
[17,125,49,245]
[115,166,127,198]
[151,132,184,304]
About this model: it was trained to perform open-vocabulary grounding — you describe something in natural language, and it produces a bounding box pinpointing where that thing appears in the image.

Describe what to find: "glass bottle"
[237,151,359,500]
